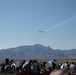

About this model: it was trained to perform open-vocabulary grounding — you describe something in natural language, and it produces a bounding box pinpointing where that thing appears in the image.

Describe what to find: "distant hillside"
[0,44,76,59]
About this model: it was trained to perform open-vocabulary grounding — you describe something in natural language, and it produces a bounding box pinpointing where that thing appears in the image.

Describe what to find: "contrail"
[44,15,76,31]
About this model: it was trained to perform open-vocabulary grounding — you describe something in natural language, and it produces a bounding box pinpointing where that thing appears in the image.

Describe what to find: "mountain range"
[0,44,76,60]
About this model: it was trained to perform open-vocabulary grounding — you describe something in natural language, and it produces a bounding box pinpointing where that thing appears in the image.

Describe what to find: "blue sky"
[0,0,76,50]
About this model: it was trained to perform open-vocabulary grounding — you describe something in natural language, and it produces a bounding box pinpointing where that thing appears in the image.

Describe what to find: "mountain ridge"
[0,44,76,59]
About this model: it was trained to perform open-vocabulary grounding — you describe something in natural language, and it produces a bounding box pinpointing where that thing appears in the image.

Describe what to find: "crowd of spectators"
[0,59,76,75]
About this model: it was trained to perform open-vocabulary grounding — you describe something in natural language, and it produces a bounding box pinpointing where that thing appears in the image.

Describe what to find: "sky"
[0,0,76,50]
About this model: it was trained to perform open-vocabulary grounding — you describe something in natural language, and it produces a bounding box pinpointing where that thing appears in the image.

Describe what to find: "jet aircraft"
[38,30,45,33]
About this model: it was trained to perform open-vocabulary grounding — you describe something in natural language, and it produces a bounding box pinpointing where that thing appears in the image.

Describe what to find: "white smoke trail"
[45,15,76,31]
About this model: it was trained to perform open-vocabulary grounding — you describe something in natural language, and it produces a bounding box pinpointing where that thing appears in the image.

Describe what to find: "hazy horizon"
[0,44,75,50]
